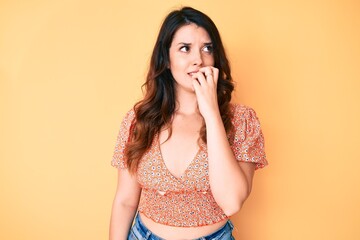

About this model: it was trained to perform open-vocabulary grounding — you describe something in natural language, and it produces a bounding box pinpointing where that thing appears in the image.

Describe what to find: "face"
[168,23,215,93]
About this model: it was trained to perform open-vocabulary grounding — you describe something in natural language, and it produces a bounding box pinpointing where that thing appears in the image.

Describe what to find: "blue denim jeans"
[128,213,235,240]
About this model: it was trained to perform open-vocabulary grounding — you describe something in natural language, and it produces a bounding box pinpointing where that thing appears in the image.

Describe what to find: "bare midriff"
[139,212,228,240]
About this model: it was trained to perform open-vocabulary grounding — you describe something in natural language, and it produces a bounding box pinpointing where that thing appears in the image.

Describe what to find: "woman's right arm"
[109,168,142,240]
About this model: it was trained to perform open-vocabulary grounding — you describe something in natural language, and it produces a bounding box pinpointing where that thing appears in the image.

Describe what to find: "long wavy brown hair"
[125,7,235,173]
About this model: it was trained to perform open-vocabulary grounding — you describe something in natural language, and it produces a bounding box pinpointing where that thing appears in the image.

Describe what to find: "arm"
[192,67,261,216]
[109,168,141,240]
[205,113,256,216]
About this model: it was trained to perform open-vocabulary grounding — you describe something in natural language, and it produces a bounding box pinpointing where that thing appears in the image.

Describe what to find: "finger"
[205,67,213,78]
[192,78,201,93]
[199,67,215,84]
[192,71,207,86]
[211,67,219,85]
[199,67,212,78]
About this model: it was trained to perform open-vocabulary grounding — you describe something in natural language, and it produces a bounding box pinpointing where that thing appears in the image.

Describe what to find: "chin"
[175,84,196,94]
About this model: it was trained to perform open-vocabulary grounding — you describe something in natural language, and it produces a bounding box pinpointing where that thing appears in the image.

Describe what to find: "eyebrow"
[176,42,213,45]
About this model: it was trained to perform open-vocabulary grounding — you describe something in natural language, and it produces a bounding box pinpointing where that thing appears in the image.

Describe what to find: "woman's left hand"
[191,66,220,120]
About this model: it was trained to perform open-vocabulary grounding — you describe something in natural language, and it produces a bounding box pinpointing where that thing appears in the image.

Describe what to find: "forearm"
[109,199,138,240]
[205,113,250,216]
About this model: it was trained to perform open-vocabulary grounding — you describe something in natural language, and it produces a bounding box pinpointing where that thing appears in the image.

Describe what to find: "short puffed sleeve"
[111,109,135,169]
[229,104,268,170]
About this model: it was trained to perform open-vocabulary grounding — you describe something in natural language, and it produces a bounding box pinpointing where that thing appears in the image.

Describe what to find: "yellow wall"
[1,0,359,239]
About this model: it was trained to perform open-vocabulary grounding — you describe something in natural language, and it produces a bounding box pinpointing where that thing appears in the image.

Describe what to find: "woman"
[110,6,268,240]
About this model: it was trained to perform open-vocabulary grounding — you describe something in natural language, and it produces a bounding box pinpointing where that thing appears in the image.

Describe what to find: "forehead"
[171,23,211,44]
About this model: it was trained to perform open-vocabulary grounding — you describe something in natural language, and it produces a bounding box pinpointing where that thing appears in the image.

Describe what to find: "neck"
[175,89,200,116]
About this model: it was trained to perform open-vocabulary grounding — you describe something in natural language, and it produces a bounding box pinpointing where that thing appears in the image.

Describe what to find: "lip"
[188,70,199,76]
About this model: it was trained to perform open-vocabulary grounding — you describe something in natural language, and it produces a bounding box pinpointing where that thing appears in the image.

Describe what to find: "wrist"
[203,109,222,127]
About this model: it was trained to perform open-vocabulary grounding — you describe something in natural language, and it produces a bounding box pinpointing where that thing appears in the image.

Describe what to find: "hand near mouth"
[191,66,220,120]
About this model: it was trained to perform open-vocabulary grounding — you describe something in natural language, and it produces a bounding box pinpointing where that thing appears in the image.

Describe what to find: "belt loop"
[228,219,234,229]
[145,230,152,240]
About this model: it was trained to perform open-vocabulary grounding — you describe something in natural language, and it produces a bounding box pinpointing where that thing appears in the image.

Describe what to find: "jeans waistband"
[133,213,234,240]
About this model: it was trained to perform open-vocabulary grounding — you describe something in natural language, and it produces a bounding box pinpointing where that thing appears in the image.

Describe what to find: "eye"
[179,45,190,52]
[203,44,213,53]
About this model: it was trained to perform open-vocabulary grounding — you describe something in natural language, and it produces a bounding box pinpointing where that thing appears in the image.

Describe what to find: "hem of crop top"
[138,209,229,228]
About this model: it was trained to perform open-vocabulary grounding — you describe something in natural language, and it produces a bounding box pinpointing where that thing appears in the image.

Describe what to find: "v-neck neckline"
[156,133,203,181]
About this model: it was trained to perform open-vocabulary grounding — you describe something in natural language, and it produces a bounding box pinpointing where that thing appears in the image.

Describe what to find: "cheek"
[170,57,187,72]
[204,55,215,66]
[169,64,183,80]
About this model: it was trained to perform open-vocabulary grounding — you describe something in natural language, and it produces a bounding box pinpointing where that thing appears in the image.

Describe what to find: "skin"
[109,23,256,240]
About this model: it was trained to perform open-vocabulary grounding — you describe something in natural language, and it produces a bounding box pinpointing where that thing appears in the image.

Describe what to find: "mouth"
[187,71,199,77]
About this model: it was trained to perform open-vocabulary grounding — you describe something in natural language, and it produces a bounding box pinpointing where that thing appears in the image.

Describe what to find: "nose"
[192,49,203,66]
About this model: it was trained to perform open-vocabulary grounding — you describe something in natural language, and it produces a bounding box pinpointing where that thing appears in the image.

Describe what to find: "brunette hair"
[125,6,234,173]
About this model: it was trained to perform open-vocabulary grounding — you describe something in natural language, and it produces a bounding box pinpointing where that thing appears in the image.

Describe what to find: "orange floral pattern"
[111,104,268,227]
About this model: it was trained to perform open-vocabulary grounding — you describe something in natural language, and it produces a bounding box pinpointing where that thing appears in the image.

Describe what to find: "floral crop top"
[111,104,268,227]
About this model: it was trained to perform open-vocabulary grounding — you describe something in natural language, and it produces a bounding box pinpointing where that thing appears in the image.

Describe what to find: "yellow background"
[1,0,359,239]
